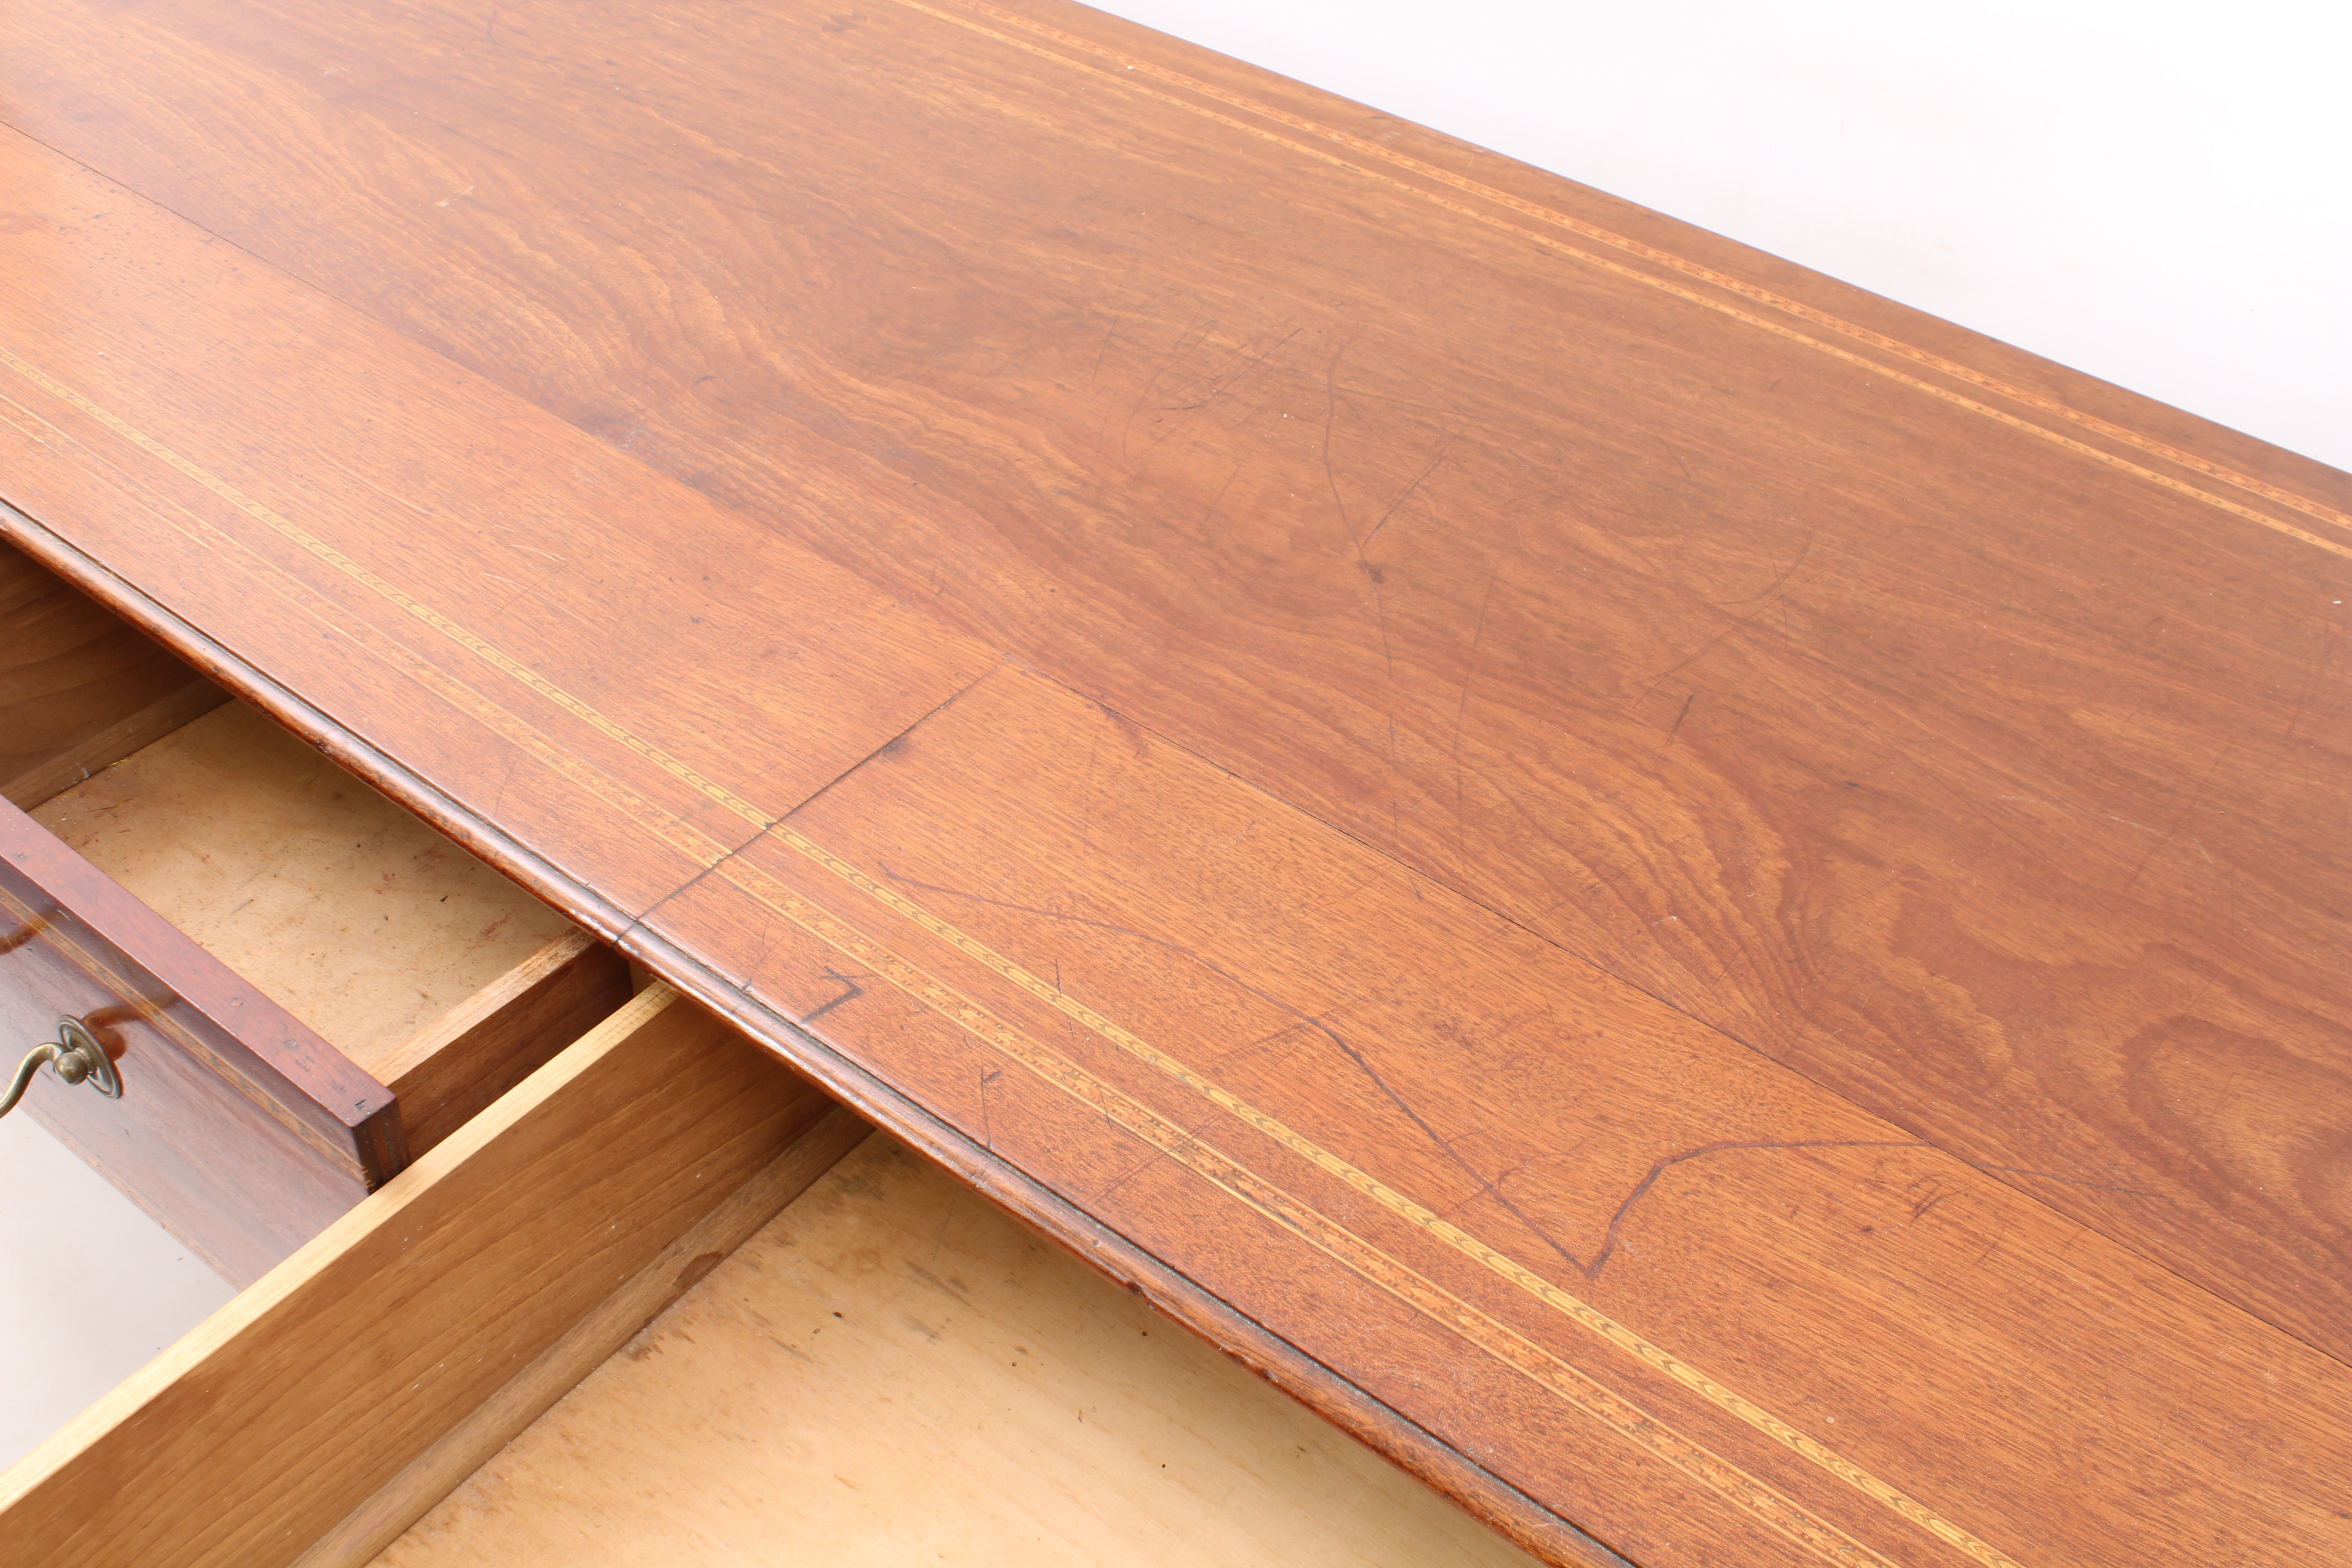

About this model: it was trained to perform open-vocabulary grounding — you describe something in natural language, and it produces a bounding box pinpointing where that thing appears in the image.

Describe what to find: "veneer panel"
[646,663,2352,1568]
[0,2,2346,1558]
[0,129,997,929]
[1,0,2340,1367]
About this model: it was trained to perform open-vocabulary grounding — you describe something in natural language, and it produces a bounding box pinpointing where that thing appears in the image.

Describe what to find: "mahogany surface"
[0,1,2347,1562]
[658,662,2352,1568]
[0,797,392,1285]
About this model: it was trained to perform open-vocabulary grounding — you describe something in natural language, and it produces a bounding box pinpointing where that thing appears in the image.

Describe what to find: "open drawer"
[0,983,1539,1567]
[0,539,631,1284]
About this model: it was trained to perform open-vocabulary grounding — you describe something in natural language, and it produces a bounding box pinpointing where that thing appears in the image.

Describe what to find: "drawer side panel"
[0,985,830,1568]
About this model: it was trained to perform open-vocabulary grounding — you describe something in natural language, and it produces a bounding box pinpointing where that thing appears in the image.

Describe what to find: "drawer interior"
[33,702,574,1082]
[372,1131,1538,1568]
[1,984,1534,1568]
[2,546,1531,1565]
[0,537,227,813]
[29,700,616,1153]
[2,984,830,1568]
[1,537,630,1281]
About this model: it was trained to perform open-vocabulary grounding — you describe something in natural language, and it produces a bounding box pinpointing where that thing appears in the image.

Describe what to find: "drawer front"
[0,797,402,1284]
[0,985,834,1568]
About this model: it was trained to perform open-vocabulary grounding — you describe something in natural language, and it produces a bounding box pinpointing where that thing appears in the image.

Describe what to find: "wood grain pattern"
[0,794,396,1285]
[0,536,225,809]
[0,983,833,1568]
[1,0,2341,1374]
[296,1104,875,1567]
[0,3,2347,1560]
[0,123,996,931]
[649,663,2352,1568]
[372,1131,1553,1568]
[375,929,632,1155]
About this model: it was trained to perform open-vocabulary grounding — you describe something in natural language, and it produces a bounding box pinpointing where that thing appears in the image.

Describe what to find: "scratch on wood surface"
[1583,1138,1925,1282]
[1363,435,1455,544]
[1449,564,1499,868]
[870,863,1802,1283]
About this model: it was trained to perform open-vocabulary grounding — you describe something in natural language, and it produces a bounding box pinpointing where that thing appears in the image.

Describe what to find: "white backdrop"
[0,1122,234,1469]
[1088,0,2352,471]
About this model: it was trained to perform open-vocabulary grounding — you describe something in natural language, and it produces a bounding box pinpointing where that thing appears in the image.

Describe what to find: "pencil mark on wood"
[2280,610,2342,750]
[1161,323,1298,412]
[1657,437,1694,486]
[1709,529,1817,609]
[1117,314,1218,456]
[1584,1138,1927,1281]
[1450,565,1499,867]
[1317,340,1401,782]
[876,864,1646,1278]
[2119,745,2233,897]
[1088,316,1117,386]
[804,965,867,1023]
[1364,435,1456,544]
[1964,1162,2159,1200]
[1633,627,1735,704]
[977,1064,1002,1149]
[1096,701,1152,761]
[1201,461,1240,527]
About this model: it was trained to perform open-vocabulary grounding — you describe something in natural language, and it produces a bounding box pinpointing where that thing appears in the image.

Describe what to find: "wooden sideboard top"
[2,3,2346,1563]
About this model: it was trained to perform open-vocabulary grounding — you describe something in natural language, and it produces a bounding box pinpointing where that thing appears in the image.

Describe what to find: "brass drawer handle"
[0,1018,123,1120]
